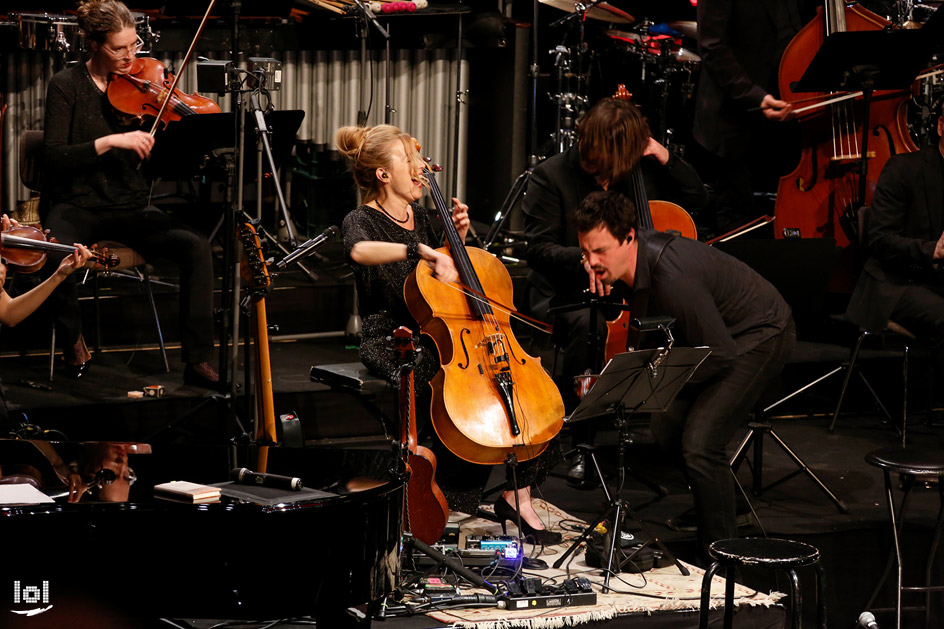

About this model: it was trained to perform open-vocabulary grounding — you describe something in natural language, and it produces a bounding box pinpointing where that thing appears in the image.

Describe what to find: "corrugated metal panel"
[2,48,467,214]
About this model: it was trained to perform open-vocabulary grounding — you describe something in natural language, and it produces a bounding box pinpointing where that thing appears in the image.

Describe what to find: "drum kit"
[8,10,159,56]
[539,0,702,154]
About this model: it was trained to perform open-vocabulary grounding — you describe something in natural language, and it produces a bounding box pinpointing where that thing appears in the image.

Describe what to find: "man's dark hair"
[574,191,638,243]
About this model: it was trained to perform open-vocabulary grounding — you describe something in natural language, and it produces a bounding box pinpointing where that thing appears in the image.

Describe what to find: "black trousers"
[650,319,796,561]
[44,203,215,364]
[890,283,944,393]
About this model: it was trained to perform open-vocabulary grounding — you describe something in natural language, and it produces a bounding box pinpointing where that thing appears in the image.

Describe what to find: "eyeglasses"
[100,35,144,59]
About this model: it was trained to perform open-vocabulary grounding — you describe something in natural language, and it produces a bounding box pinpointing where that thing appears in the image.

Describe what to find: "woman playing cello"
[338,124,562,543]
[40,0,217,387]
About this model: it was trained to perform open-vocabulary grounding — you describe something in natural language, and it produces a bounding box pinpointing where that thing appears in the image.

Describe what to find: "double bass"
[405,159,564,466]
[773,0,918,252]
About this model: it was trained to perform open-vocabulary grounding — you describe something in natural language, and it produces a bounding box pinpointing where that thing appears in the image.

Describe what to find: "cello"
[601,85,698,364]
[404,159,564,466]
[773,0,917,250]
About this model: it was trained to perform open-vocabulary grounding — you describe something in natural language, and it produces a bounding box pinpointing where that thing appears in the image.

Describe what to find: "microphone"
[276,226,339,269]
[231,467,303,491]
[858,612,880,629]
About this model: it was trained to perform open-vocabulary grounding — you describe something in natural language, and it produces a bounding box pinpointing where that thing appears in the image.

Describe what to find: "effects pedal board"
[409,535,523,569]
[499,577,597,610]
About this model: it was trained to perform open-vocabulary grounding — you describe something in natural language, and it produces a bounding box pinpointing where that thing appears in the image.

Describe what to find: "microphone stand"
[243,86,321,281]
[349,0,393,123]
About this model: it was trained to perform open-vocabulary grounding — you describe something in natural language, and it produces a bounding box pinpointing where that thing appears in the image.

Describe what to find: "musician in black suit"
[846,103,944,379]
[692,0,815,231]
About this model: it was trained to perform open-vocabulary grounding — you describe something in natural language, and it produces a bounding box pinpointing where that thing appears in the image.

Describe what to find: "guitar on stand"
[392,326,449,546]
[239,220,301,472]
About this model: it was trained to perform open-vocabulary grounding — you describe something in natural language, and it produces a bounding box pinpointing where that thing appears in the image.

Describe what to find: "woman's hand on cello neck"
[450,198,470,243]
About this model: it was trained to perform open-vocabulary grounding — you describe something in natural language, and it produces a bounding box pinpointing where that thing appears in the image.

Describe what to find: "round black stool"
[865,447,944,629]
[698,537,826,629]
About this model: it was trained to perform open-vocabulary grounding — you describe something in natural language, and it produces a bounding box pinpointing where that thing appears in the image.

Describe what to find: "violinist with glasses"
[40,0,217,387]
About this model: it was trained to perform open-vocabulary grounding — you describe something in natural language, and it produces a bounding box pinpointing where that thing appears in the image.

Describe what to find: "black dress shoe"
[567,452,587,486]
[493,497,563,546]
[184,362,220,390]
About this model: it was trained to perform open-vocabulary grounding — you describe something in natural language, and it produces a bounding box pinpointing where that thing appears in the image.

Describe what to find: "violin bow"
[433,277,554,335]
[146,0,219,138]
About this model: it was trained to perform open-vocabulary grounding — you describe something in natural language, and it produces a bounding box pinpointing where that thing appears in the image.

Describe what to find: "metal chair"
[830,206,930,446]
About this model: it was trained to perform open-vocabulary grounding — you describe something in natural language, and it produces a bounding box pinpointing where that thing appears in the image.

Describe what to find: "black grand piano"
[0,439,403,627]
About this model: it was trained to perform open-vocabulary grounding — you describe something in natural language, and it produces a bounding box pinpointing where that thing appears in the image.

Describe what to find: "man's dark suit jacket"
[693,0,810,159]
[846,146,944,331]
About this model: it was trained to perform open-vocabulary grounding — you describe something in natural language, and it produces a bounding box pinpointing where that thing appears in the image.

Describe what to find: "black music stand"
[791,28,931,210]
[552,343,710,590]
[149,111,303,181]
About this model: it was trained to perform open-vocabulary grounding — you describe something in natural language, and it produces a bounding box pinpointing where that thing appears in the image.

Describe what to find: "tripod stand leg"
[616,498,690,577]
[767,428,848,513]
[552,502,616,570]
[602,501,625,592]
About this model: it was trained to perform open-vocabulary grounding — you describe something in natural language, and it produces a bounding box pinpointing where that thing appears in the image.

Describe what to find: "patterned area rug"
[427,500,784,629]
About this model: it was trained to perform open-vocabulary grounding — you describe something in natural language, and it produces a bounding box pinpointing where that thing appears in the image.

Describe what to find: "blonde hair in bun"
[336,124,426,203]
[77,0,135,44]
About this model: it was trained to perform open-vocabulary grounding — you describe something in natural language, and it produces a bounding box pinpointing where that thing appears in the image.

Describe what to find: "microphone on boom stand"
[276,225,339,270]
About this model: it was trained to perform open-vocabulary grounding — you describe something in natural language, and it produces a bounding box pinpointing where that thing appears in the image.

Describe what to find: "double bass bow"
[404,155,564,466]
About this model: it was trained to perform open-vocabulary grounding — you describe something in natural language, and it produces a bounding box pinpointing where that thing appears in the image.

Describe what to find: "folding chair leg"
[48,325,56,382]
[828,330,867,433]
[141,266,170,373]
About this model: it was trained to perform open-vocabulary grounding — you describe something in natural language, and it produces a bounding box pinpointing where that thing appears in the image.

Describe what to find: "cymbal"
[540,0,635,24]
[666,20,697,39]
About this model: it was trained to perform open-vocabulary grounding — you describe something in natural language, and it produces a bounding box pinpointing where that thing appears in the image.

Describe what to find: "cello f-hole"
[874,125,896,155]
[458,328,472,369]
[506,339,526,366]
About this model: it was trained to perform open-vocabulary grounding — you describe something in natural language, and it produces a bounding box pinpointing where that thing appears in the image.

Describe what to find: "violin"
[107,57,221,129]
[1,225,118,273]
[107,1,221,135]
[404,154,564,466]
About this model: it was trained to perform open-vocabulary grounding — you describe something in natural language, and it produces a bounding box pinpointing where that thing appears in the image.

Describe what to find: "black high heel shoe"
[493,497,562,546]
